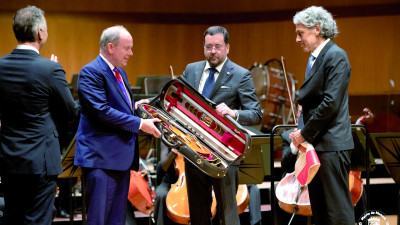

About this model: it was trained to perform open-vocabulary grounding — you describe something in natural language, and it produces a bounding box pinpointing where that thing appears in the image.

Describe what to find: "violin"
[166,152,217,224]
[143,104,221,165]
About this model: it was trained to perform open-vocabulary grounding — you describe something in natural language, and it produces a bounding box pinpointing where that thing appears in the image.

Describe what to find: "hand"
[50,54,58,62]
[289,129,306,153]
[135,99,150,110]
[140,118,161,138]
[216,103,236,118]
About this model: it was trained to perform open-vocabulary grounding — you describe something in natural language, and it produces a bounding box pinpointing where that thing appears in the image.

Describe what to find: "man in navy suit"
[0,6,79,225]
[290,6,355,225]
[74,25,161,225]
[181,26,262,225]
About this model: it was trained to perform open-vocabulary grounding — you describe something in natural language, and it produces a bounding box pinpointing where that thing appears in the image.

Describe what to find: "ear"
[38,28,43,41]
[314,25,321,35]
[107,43,114,54]
[226,43,230,54]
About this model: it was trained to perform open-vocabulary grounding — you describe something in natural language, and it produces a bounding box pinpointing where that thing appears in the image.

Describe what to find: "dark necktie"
[202,68,217,98]
[113,67,132,109]
[305,54,316,79]
[298,110,304,129]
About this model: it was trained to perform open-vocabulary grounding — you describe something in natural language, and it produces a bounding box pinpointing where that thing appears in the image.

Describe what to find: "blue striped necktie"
[202,68,217,98]
[305,54,316,79]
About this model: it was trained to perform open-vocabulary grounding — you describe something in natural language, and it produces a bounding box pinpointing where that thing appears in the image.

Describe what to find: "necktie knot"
[202,68,217,98]
[113,67,122,82]
[113,67,131,109]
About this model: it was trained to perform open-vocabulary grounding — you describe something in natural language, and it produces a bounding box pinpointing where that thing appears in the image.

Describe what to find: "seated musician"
[153,148,180,225]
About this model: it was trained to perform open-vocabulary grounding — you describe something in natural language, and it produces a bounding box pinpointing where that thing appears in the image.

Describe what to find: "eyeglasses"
[204,45,225,52]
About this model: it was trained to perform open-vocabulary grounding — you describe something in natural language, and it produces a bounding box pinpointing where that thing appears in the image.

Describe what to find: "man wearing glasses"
[181,26,262,225]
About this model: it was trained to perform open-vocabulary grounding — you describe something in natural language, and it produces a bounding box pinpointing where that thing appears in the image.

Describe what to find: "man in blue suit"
[181,26,262,225]
[74,25,161,225]
[290,6,355,225]
[0,6,79,225]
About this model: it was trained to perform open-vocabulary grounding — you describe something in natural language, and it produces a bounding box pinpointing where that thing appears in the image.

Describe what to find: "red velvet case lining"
[163,83,245,155]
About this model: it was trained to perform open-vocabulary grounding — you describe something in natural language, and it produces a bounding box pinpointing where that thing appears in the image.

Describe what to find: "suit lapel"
[303,40,335,85]
[209,59,233,98]
[97,56,132,110]
[193,61,206,90]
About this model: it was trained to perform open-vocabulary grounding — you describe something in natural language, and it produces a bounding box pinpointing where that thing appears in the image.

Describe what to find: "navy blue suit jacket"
[74,55,140,171]
[0,49,78,176]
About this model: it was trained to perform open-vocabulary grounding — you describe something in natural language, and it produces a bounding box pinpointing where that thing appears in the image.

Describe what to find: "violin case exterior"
[137,78,252,179]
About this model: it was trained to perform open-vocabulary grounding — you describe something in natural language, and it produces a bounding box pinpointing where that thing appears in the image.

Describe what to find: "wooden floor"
[52,158,399,225]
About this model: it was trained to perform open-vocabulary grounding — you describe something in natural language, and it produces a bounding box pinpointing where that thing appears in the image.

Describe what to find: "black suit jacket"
[0,49,78,176]
[298,40,354,152]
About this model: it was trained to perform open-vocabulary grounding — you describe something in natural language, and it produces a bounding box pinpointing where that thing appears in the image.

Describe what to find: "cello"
[165,151,249,224]
[166,151,217,224]
[275,57,319,222]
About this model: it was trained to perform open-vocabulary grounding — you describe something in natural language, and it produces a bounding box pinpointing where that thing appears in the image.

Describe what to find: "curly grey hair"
[100,25,129,53]
[293,6,338,39]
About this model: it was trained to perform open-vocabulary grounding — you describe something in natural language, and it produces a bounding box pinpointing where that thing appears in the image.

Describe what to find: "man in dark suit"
[290,6,355,225]
[0,6,79,225]
[181,26,262,225]
[74,25,161,225]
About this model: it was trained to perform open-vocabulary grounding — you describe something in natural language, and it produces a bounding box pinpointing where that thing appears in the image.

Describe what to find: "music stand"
[239,126,269,184]
[369,132,400,224]
[59,135,86,225]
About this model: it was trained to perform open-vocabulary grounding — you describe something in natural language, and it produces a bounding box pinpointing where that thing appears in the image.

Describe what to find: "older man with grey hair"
[0,5,78,225]
[289,6,355,225]
[74,25,160,225]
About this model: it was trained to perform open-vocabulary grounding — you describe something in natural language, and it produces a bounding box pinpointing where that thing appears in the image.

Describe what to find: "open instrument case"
[137,78,252,178]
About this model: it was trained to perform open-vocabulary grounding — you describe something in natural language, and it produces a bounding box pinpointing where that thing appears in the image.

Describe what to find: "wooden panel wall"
[0,2,399,96]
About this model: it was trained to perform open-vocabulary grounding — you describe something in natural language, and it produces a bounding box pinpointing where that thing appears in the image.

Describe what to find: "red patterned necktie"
[113,67,132,109]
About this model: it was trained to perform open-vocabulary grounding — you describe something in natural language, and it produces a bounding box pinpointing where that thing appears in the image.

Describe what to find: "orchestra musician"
[0,6,79,225]
[180,26,262,225]
[73,25,161,225]
[153,149,180,225]
[289,6,355,225]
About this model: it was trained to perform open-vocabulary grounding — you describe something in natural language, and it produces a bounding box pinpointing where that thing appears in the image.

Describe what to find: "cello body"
[166,153,217,224]
[236,184,250,215]
[349,170,363,206]
[276,172,312,216]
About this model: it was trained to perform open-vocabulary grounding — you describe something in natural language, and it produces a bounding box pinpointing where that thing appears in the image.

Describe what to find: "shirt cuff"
[290,142,299,155]
[139,119,143,130]
[234,110,239,121]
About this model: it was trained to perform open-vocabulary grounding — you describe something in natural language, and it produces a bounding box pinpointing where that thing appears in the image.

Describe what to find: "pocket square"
[221,86,230,89]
